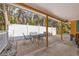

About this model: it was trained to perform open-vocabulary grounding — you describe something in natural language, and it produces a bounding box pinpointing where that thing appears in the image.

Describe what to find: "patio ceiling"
[27,3,79,21]
[13,3,65,22]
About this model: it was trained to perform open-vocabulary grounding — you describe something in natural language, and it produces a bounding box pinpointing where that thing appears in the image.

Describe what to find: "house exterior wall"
[70,20,76,36]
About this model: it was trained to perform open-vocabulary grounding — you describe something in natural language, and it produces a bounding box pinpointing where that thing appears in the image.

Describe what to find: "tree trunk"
[3,4,9,30]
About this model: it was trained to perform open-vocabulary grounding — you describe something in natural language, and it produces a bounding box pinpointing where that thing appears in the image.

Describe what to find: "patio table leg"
[35,38,39,48]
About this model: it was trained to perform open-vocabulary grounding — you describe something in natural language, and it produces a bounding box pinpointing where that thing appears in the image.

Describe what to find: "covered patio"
[0,3,79,56]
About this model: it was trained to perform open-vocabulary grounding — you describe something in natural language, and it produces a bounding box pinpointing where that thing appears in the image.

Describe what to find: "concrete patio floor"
[16,34,79,56]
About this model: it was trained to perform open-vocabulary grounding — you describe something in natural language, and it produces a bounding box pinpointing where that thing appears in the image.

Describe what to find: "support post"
[45,15,48,47]
[61,21,63,40]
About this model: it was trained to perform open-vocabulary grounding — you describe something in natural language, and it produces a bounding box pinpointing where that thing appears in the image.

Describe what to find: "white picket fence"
[8,24,56,37]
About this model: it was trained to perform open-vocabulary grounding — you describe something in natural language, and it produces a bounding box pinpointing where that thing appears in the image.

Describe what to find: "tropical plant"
[0,4,5,30]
